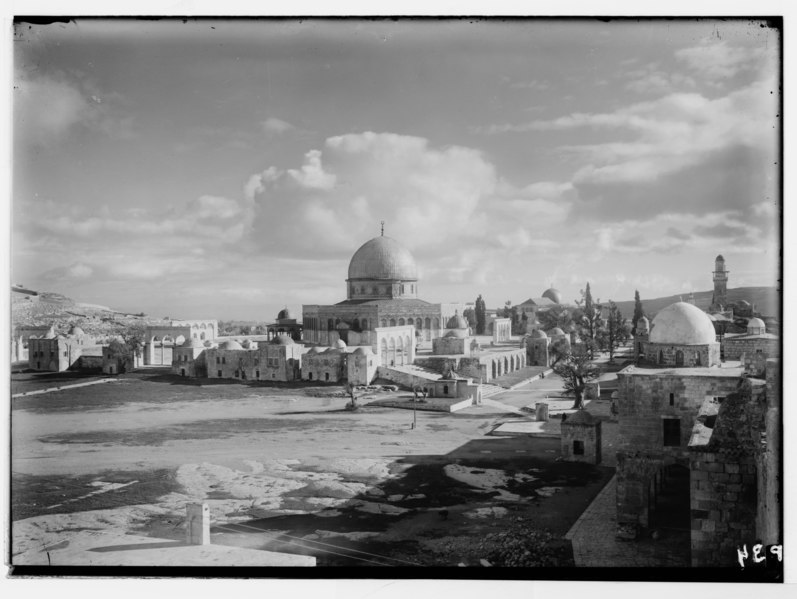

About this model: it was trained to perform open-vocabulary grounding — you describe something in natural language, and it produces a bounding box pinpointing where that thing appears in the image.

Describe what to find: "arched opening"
[658,350,664,364]
[180,368,185,377]
[200,332,206,340]
[407,318,414,326]
[390,319,397,327]
[399,318,405,326]
[675,350,684,367]
[361,319,368,330]
[381,338,388,365]
[397,336,404,366]
[389,338,396,366]
[309,372,313,380]
[325,372,330,381]
[381,319,387,328]
[504,357,509,374]
[405,335,411,362]
[328,319,334,331]
[695,352,701,366]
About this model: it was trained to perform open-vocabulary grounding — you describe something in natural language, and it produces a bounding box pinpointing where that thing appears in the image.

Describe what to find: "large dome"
[347,236,418,281]
[542,288,563,304]
[649,302,717,345]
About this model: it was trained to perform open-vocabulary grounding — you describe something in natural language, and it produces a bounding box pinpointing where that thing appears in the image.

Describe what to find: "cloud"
[15,72,135,146]
[675,40,766,81]
[261,117,295,135]
[508,79,551,91]
[623,63,696,95]
[247,132,498,257]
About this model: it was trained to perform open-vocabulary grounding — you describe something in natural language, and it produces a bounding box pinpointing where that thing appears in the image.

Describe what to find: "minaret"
[711,254,728,311]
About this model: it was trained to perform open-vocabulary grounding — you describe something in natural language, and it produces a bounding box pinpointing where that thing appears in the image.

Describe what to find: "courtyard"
[11,367,614,568]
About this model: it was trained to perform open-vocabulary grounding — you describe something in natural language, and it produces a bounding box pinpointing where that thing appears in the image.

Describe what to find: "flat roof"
[619,364,744,378]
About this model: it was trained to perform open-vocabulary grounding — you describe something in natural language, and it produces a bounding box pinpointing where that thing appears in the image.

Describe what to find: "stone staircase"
[480,383,506,398]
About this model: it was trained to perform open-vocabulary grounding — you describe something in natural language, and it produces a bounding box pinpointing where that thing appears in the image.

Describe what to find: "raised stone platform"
[490,418,561,438]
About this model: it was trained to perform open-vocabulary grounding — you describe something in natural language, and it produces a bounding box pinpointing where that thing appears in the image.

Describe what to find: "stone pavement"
[566,475,689,567]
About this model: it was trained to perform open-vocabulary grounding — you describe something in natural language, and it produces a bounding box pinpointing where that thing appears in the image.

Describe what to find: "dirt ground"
[11,367,614,568]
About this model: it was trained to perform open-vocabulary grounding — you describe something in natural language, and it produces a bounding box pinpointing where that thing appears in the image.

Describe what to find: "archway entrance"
[650,464,691,533]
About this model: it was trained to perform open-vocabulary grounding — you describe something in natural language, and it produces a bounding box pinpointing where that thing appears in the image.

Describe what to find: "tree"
[537,304,574,332]
[475,295,486,335]
[106,339,134,373]
[574,283,603,359]
[631,290,645,335]
[120,323,147,360]
[598,301,631,363]
[551,351,602,409]
[462,307,477,328]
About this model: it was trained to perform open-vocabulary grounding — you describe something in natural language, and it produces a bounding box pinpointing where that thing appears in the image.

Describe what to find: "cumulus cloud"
[246,132,498,257]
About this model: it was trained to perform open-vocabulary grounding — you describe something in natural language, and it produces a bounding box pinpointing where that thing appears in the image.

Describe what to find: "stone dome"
[716,254,725,262]
[332,338,347,349]
[218,339,244,350]
[746,317,766,335]
[445,311,468,330]
[353,346,373,355]
[530,329,548,339]
[270,334,295,346]
[182,338,204,348]
[548,327,565,336]
[307,346,323,354]
[444,328,469,339]
[347,236,418,281]
[542,288,563,304]
[68,325,85,336]
[277,308,292,320]
[637,316,650,331]
[649,302,717,345]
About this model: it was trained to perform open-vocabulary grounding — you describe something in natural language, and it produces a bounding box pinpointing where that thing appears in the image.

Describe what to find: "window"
[309,372,313,380]
[669,393,675,406]
[443,385,449,395]
[573,440,585,455]
[256,370,260,379]
[222,357,226,364]
[216,357,221,364]
[217,370,222,377]
[325,372,330,381]
[63,351,68,357]
[756,348,763,354]
[663,419,681,447]
[234,370,240,378]
[658,350,664,364]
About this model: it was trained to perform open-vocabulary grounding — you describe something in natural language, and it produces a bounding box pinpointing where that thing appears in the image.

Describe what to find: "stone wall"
[76,354,104,372]
[756,359,781,545]
[642,342,720,367]
[741,352,769,377]
[689,451,757,567]
[561,420,601,464]
[302,350,346,383]
[376,366,437,390]
[723,336,779,361]
[617,369,740,450]
[347,351,379,386]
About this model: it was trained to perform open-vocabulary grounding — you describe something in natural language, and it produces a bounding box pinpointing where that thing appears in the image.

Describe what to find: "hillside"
[11,287,169,340]
[612,287,780,320]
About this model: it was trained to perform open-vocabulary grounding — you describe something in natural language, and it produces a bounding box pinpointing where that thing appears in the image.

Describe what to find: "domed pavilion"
[641,301,720,367]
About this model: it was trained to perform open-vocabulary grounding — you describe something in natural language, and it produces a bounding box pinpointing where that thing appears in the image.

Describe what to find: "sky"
[11,17,781,321]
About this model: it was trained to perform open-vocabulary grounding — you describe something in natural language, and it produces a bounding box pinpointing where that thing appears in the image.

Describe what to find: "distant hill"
[11,286,169,339]
[612,287,780,321]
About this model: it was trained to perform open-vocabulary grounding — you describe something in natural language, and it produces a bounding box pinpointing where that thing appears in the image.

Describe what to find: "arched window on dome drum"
[675,350,684,367]
[361,319,368,330]
[352,318,360,331]
[407,318,413,327]
[401,284,405,294]
[695,352,701,366]
[658,350,664,364]
[425,317,431,329]
[399,318,405,326]
[390,319,396,327]
[381,319,387,328]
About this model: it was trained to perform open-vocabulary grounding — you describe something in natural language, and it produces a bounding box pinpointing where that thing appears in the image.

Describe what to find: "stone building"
[347,346,379,386]
[28,326,100,372]
[12,324,55,362]
[302,232,464,346]
[641,302,720,368]
[614,295,781,566]
[145,319,218,365]
[302,342,348,383]
[432,311,479,357]
[561,409,602,464]
[524,329,550,367]
[200,335,303,382]
[172,338,208,378]
[722,317,779,361]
